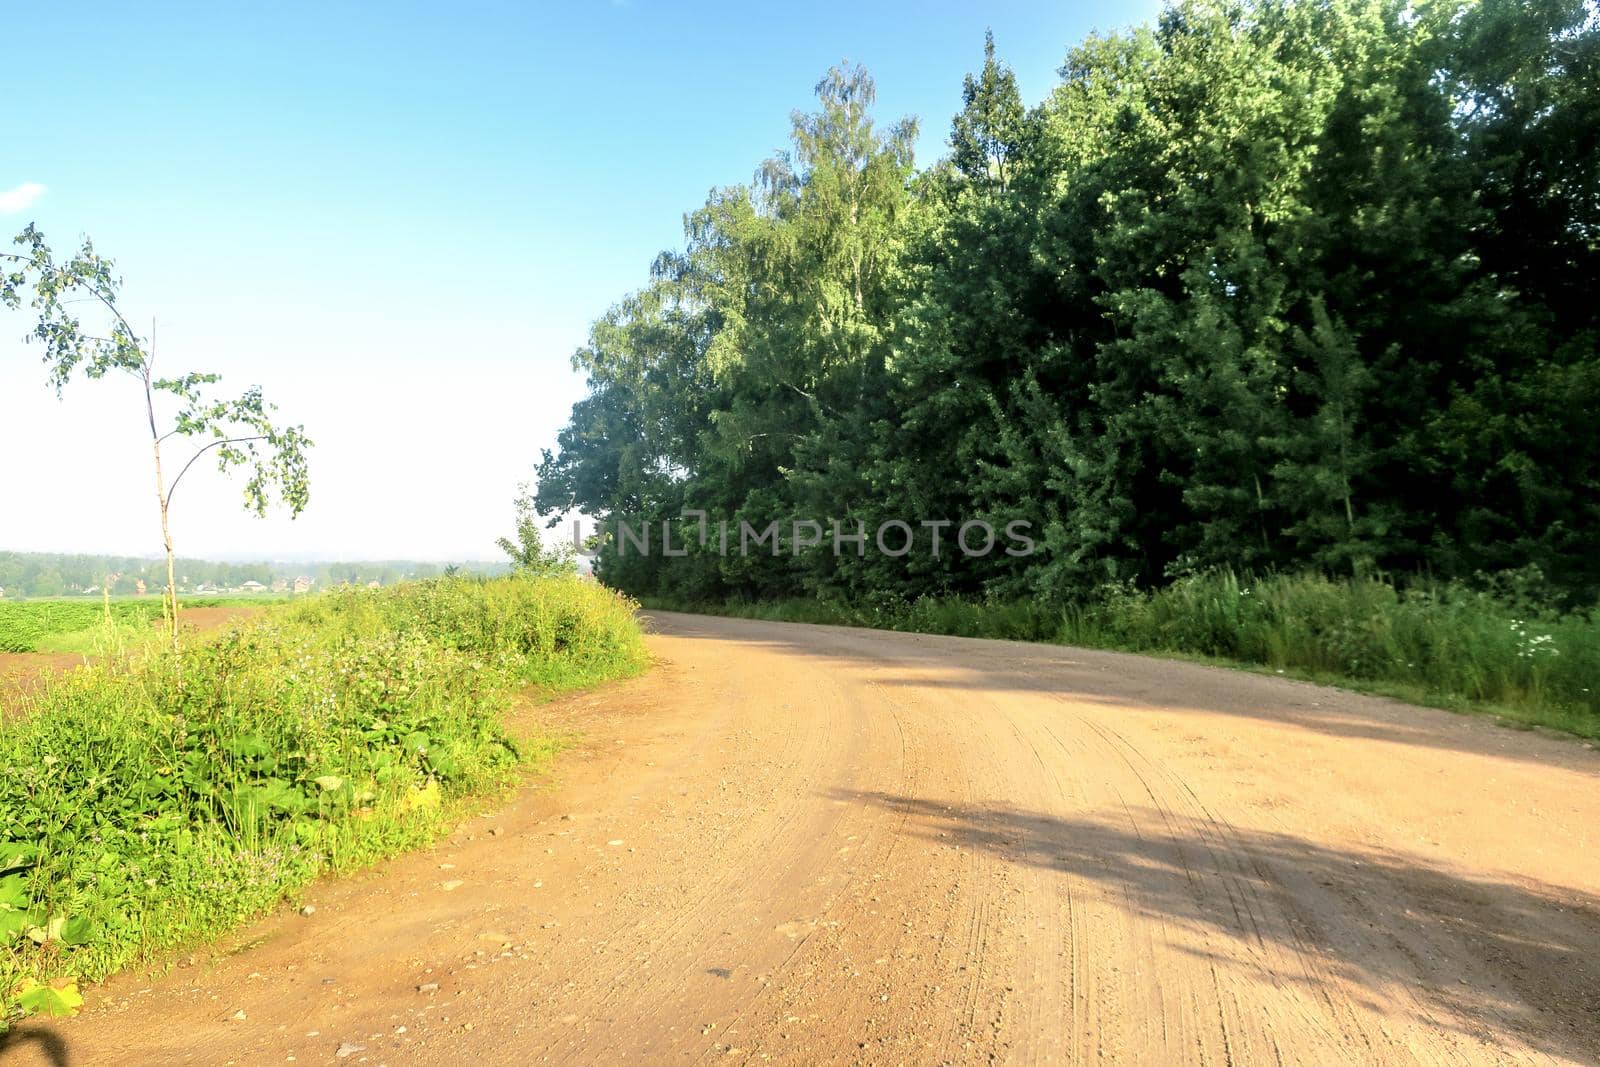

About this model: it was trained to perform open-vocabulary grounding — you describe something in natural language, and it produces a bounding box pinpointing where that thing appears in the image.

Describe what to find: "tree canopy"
[536,0,1600,610]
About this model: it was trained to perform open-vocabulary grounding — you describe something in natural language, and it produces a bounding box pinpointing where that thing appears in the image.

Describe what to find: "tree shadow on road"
[0,1025,71,1066]
[832,787,1600,1063]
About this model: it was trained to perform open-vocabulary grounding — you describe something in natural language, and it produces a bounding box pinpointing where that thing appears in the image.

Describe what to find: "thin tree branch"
[165,435,270,509]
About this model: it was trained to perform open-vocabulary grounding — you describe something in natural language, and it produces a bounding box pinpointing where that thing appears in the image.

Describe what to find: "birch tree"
[2,226,312,653]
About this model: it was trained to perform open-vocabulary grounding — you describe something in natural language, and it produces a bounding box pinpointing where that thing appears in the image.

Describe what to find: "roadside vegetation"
[649,569,1600,739]
[0,576,646,1029]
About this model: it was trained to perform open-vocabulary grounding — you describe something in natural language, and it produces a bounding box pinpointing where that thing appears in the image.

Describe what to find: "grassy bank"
[646,571,1600,739]
[0,576,646,1026]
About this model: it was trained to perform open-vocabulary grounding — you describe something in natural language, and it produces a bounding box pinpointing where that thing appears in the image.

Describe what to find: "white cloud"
[0,182,47,214]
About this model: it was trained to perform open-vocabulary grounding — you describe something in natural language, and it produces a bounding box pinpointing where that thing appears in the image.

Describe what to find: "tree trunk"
[153,439,179,657]
[143,368,181,658]
[1254,473,1269,553]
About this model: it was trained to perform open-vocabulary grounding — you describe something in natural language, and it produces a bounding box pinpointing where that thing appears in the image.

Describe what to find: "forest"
[534,0,1599,614]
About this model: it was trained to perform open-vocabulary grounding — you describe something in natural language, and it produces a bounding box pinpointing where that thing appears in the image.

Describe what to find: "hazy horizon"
[0,547,510,566]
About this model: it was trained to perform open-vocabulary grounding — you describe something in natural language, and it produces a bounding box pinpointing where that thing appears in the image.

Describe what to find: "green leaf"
[0,872,30,909]
[0,909,30,942]
[0,844,38,882]
[13,976,85,1018]
[61,913,95,946]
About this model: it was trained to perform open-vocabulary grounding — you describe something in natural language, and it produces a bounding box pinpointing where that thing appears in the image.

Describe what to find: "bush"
[1058,572,1600,729]
[0,576,645,1026]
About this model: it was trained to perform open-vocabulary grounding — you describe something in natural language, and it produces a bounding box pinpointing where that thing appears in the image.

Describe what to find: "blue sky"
[1,0,1157,561]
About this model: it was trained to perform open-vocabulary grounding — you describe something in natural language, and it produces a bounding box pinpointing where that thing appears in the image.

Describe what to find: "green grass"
[0,576,646,1027]
[644,570,1600,739]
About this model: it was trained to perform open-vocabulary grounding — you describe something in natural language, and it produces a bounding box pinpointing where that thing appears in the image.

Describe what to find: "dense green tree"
[534,0,1600,610]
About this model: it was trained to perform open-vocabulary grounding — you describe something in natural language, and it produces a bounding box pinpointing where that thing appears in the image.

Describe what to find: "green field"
[0,598,282,656]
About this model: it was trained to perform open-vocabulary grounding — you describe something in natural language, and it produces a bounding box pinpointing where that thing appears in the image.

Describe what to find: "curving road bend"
[6,611,1600,1064]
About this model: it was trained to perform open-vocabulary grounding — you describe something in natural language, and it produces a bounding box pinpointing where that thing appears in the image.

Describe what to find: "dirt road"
[6,612,1600,1065]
